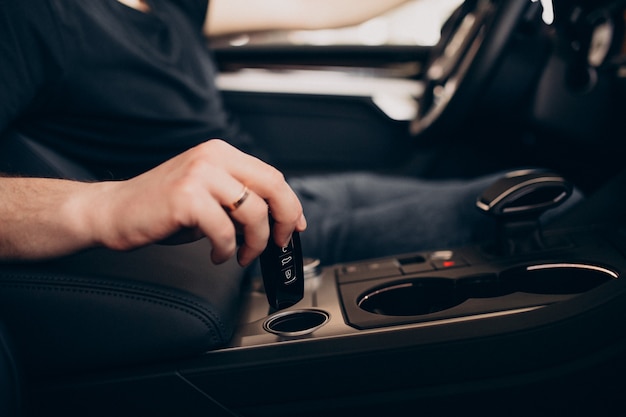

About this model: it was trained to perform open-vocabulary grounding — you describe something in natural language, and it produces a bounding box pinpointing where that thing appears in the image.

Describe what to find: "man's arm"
[0,140,306,264]
[0,176,97,260]
[205,0,412,37]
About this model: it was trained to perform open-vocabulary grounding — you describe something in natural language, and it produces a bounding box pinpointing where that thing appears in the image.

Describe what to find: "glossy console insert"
[338,233,621,330]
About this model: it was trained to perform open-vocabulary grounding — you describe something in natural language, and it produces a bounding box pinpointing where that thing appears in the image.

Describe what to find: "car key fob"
[260,231,304,310]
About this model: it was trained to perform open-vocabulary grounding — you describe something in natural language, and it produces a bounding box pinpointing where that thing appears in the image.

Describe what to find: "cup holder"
[263,309,330,337]
[501,263,617,295]
[358,278,465,316]
[357,263,617,317]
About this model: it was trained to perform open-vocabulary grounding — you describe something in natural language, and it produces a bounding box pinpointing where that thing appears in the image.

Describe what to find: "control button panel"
[430,251,468,270]
[337,251,469,283]
[338,260,401,283]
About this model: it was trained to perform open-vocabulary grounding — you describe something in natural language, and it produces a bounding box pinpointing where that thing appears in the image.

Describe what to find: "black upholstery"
[0,243,246,376]
[0,131,248,377]
[0,323,21,416]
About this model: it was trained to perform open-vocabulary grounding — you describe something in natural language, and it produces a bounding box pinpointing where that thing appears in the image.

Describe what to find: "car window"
[214,0,464,48]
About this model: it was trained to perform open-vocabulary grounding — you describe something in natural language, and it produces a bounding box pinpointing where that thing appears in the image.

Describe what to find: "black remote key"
[260,231,304,310]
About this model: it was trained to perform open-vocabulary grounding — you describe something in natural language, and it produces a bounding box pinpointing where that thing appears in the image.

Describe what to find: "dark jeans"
[289,172,583,265]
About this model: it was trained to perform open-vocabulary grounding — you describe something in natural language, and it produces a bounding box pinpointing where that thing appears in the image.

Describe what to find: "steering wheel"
[411,0,545,137]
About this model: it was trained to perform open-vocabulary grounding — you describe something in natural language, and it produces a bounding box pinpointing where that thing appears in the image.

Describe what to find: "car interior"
[2,0,626,415]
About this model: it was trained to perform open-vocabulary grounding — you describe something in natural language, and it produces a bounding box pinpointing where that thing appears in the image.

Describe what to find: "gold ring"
[226,186,249,212]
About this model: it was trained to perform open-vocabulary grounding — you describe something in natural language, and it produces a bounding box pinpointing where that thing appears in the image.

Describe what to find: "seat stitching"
[0,281,227,343]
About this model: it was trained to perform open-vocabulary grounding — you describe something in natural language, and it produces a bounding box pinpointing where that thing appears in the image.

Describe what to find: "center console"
[171,223,626,416]
[169,171,626,416]
[31,170,626,417]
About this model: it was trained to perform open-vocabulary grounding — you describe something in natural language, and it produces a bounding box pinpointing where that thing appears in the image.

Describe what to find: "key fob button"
[282,266,297,285]
[280,254,293,266]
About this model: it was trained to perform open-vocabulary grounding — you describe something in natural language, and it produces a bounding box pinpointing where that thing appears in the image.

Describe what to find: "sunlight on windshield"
[288,0,464,46]
[220,0,558,48]
[221,0,465,47]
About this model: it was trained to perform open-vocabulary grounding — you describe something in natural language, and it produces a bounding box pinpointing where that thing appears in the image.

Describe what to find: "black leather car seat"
[0,323,21,417]
[0,131,248,377]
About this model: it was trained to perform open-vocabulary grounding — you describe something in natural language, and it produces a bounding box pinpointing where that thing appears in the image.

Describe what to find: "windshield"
[215,0,464,48]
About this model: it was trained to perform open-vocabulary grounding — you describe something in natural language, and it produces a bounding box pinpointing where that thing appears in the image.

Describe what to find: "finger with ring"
[225,185,250,212]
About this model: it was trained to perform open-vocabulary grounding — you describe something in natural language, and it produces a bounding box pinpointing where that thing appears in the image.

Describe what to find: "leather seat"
[0,323,21,417]
[0,131,248,377]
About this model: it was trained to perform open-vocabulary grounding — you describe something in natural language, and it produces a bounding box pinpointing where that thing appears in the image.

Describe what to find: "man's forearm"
[0,177,98,260]
[0,140,307,264]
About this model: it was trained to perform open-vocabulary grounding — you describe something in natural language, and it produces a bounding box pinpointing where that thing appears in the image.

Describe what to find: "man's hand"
[0,140,306,265]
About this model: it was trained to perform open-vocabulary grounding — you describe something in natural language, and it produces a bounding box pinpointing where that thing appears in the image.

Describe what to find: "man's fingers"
[220,148,305,242]
[201,140,306,250]
[194,199,238,264]
[158,140,306,265]
[225,190,271,266]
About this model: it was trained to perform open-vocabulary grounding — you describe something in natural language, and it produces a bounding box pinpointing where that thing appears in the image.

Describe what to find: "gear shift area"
[475,169,573,256]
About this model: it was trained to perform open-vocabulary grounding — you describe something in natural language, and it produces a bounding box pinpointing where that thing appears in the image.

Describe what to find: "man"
[0,0,575,266]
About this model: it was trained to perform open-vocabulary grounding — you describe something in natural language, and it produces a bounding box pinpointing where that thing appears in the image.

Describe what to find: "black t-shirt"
[0,0,258,179]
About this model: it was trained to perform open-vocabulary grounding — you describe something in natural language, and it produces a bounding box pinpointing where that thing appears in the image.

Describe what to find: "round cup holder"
[264,309,330,337]
[357,263,617,317]
[358,278,465,316]
[500,263,617,295]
